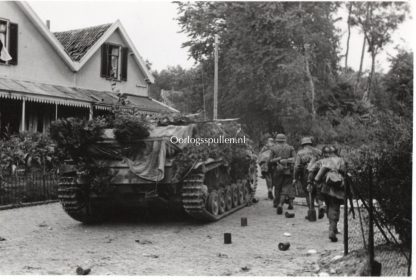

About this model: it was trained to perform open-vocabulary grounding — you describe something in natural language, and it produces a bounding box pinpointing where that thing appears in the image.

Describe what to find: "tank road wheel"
[246,163,258,202]
[231,183,239,208]
[225,185,233,211]
[250,163,258,194]
[237,181,245,205]
[217,189,226,214]
[58,179,107,224]
[242,179,250,203]
[206,190,219,216]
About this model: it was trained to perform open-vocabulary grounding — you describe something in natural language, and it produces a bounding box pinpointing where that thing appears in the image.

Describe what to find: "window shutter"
[9,23,18,65]
[0,39,4,64]
[100,43,109,77]
[121,47,128,81]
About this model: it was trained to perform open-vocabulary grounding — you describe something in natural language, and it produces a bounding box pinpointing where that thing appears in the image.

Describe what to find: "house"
[0,1,175,135]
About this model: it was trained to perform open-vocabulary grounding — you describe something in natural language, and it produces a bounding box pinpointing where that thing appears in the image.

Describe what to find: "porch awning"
[0,77,177,114]
[0,78,92,107]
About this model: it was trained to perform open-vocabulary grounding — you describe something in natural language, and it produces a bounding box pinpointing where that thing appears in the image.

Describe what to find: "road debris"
[76,266,91,275]
[278,242,290,251]
[241,266,251,272]
[142,253,159,258]
[224,233,232,244]
[332,255,343,261]
[285,212,295,218]
[135,239,153,245]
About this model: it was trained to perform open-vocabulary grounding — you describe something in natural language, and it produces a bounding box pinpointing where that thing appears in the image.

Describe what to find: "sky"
[29,1,414,73]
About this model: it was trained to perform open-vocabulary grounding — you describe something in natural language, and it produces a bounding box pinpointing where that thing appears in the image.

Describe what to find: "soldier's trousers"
[324,196,342,234]
[273,174,294,207]
[300,177,323,209]
[265,173,273,192]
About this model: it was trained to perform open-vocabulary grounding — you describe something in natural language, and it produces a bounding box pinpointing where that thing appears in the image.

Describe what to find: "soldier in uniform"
[308,146,347,242]
[270,133,296,214]
[259,138,275,200]
[293,137,325,220]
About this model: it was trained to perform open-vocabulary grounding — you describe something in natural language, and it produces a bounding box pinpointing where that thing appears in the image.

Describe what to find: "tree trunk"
[345,3,353,70]
[363,51,376,102]
[304,45,316,119]
[354,35,366,95]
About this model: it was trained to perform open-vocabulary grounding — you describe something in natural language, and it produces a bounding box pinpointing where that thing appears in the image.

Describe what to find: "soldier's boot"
[318,207,325,219]
[277,205,283,215]
[335,223,341,234]
[268,190,274,200]
[329,220,338,242]
[288,199,294,210]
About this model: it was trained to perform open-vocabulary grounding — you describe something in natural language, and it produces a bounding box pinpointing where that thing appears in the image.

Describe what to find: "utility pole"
[213,34,219,120]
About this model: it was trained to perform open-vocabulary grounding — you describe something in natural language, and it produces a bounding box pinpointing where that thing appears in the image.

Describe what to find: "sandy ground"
[0,177,344,275]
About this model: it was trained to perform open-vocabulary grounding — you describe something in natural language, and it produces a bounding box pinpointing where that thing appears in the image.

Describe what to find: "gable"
[0,1,75,86]
[75,29,149,96]
[11,2,154,84]
[72,21,154,84]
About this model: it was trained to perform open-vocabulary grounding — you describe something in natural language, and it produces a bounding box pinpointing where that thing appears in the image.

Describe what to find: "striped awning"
[0,78,92,108]
[0,77,175,114]
[0,91,91,108]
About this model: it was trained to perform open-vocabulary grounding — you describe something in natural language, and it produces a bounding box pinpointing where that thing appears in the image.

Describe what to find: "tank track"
[58,177,106,224]
[249,163,258,200]
[181,162,258,222]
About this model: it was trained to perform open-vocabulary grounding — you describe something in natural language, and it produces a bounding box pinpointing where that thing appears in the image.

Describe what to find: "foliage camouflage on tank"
[51,114,257,223]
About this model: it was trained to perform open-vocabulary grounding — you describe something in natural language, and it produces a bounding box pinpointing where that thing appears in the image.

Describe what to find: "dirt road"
[0,178,344,275]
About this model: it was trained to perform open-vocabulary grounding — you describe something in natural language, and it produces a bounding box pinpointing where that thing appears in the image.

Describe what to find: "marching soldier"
[259,138,275,200]
[270,133,296,214]
[308,145,347,242]
[293,137,325,220]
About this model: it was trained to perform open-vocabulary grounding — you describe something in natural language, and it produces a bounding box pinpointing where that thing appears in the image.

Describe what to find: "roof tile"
[54,23,112,61]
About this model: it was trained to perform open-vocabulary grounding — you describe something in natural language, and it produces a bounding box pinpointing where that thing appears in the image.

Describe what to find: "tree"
[384,50,413,118]
[149,65,208,114]
[344,2,353,70]
[351,2,409,101]
[176,2,340,142]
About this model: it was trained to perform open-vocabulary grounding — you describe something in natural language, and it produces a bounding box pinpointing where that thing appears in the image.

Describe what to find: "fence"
[0,172,58,209]
[344,171,411,276]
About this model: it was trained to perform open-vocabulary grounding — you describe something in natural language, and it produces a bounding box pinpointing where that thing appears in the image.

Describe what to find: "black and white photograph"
[0,0,413,277]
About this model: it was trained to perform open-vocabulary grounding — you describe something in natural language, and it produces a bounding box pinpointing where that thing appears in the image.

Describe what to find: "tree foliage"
[175,2,341,140]
[350,2,409,100]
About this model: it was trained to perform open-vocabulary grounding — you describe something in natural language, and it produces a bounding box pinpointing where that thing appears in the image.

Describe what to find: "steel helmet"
[322,146,331,155]
[329,145,338,155]
[300,137,313,146]
[275,133,287,143]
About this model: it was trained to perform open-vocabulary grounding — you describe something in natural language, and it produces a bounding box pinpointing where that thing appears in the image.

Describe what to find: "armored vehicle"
[57,120,257,223]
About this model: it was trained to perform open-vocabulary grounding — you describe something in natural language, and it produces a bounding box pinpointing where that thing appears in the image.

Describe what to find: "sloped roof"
[125,95,176,113]
[15,2,154,83]
[0,78,173,113]
[54,23,112,61]
[0,77,92,107]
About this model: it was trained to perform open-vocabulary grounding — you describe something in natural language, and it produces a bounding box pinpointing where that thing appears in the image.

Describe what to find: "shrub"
[342,110,412,246]
[0,132,58,176]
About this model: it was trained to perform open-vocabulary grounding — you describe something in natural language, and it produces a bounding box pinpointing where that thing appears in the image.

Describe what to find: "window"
[0,19,18,65]
[101,43,128,81]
